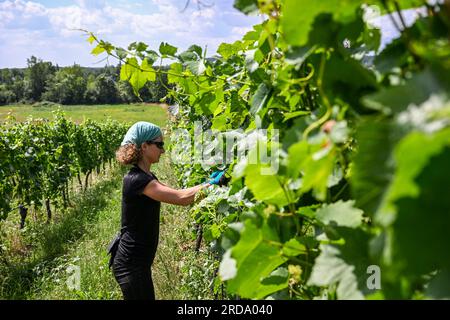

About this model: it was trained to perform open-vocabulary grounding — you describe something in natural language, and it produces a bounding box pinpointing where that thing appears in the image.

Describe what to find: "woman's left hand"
[209,170,225,185]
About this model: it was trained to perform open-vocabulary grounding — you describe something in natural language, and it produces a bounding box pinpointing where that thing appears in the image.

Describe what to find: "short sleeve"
[123,170,155,199]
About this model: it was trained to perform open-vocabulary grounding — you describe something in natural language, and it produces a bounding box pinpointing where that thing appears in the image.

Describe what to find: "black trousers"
[112,260,155,300]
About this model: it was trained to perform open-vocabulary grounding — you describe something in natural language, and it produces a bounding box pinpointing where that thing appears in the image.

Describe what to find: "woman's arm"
[142,180,210,206]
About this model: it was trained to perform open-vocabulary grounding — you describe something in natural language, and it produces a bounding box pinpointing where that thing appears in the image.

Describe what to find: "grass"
[0,164,125,299]
[0,103,168,126]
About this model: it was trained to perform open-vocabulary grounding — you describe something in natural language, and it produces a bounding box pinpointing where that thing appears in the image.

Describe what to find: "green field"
[0,103,168,126]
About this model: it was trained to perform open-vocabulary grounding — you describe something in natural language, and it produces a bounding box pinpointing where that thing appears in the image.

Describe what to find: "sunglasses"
[147,140,165,150]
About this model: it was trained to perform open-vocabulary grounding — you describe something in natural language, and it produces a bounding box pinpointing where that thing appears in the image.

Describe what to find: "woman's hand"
[209,170,225,185]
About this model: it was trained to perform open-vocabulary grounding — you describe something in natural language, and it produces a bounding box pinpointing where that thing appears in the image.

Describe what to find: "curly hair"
[116,143,142,165]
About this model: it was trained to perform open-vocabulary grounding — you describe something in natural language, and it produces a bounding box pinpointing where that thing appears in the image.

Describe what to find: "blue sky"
[0,0,425,68]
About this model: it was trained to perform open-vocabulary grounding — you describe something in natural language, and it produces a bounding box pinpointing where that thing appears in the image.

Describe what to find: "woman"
[112,121,220,300]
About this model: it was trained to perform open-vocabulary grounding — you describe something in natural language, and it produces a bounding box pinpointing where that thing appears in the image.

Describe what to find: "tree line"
[0,56,172,105]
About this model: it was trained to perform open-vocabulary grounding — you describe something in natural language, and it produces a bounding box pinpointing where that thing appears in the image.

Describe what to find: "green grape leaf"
[250,83,271,116]
[300,146,335,201]
[287,140,309,179]
[218,41,243,59]
[315,200,364,228]
[282,238,307,257]
[211,114,228,130]
[225,220,288,298]
[261,267,289,286]
[388,134,450,276]
[179,44,202,62]
[285,45,317,67]
[120,58,155,95]
[187,44,203,57]
[281,0,364,47]
[244,163,289,207]
[281,0,424,47]
[185,59,206,75]
[323,54,378,105]
[233,0,259,15]
[425,270,450,300]
[362,68,450,115]
[196,92,215,115]
[243,25,261,41]
[374,38,408,74]
[91,44,105,56]
[286,140,335,200]
[351,118,403,218]
[283,111,310,123]
[167,62,183,84]
[120,58,138,82]
[308,228,372,299]
[382,129,450,216]
[87,34,96,44]
[129,41,148,52]
[159,42,178,57]
[146,50,160,64]
[115,47,127,60]
[141,58,156,81]
[178,51,198,62]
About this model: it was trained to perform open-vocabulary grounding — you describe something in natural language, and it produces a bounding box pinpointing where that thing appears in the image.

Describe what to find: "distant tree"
[0,60,171,105]
[10,79,26,103]
[116,80,138,104]
[84,74,97,103]
[0,69,26,103]
[146,71,170,103]
[24,56,56,102]
[0,84,16,105]
[42,64,86,104]
[0,69,14,85]
[85,71,119,104]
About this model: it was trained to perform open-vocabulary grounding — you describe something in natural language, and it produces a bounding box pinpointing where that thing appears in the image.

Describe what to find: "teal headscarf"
[121,121,162,147]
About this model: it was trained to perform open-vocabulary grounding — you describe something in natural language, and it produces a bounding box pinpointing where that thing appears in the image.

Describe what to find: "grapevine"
[0,111,128,226]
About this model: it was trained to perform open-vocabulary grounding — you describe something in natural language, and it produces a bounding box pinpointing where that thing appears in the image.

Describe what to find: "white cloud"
[0,9,14,26]
[47,5,112,36]
[0,0,260,67]
[74,0,106,9]
[231,26,253,37]
[0,0,46,15]
[0,0,18,10]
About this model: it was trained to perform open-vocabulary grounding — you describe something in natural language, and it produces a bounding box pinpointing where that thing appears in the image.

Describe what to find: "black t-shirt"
[116,165,161,266]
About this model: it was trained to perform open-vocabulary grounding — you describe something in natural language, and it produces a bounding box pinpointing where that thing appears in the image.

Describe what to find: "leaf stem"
[381,1,403,33]
[302,52,332,140]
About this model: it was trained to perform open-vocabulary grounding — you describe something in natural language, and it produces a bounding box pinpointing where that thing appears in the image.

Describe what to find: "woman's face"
[142,136,165,164]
